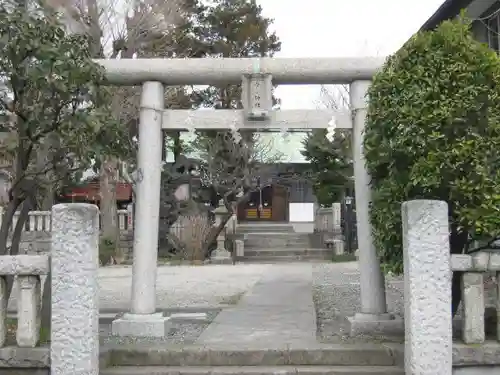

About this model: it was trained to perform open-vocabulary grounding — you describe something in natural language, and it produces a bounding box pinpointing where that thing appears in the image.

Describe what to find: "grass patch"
[219,292,244,305]
[332,254,357,263]
[5,318,50,345]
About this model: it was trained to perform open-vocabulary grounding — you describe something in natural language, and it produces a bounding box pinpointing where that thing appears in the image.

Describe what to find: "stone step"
[236,224,295,233]
[104,345,401,367]
[244,237,310,243]
[101,365,404,375]
[244,233,306,239]
[243,248,331,257]
[244,233,311,249]
[244,242,312,250]
[239,256,330,263]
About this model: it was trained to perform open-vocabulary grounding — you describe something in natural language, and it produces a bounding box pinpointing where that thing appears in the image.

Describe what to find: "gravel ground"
[7,264,271,312]
[96,264,270,346]
[312,262,405,344]
[100,264,271,310]
[99,309,221,347]
[312,262,498,343]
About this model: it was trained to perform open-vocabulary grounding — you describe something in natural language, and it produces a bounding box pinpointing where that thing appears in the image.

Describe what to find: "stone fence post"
[51,204,99,375]
[126,203,134,231]
[402,200,452,375]
[332,202,341,232]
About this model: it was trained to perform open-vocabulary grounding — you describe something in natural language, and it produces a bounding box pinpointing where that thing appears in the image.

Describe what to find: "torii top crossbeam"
[94,57,386,86]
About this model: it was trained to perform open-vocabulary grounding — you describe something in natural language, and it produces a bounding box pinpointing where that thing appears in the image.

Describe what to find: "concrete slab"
[106,344,400,367]
[100,365,404,374]
[196,264,317,347]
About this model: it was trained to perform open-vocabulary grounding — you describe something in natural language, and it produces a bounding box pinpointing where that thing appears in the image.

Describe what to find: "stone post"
[231,201,238,234]
[126,203,134,231]
[51,204,99,375]
[402,200,452,375]
[348,80,388,335]
[461,272,485,343]
[17,275,41,347]
[112,82,170,337]
[332,202,341,233]
[211,201,232,264]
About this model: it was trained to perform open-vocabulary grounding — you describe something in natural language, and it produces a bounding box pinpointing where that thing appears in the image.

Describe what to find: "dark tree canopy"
[301,129,353,206]
[364,17,500,275]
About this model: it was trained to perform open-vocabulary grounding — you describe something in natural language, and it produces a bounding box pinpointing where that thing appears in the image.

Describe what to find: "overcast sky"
[252,0,445,161]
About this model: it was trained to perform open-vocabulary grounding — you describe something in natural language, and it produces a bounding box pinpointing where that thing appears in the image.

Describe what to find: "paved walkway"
[196,264,317,347]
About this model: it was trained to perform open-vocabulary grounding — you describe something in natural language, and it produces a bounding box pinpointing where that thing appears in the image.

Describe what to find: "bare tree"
[45,0,195,262]
[188,131,284,256]
[317,84,350,111]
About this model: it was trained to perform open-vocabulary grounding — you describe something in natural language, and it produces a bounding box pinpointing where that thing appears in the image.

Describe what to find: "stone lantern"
[211,200,232,264]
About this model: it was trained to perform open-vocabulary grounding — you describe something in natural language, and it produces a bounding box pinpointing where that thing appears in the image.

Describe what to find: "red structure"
[59,179,133,208]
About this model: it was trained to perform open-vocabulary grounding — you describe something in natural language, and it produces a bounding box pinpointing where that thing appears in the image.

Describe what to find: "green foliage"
[185,0,281,109]
[0,1,128,203]
[301,129,353,206]
[177,0,281,61]
[364,17,500,274]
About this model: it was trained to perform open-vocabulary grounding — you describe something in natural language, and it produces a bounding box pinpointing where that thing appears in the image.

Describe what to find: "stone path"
[196,264,317,347]
[8,261,410,347]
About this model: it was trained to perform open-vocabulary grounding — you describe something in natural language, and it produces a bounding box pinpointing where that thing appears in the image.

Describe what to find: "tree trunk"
[0,198,22,255]
[99,157,122,264]
[37,136,56,210]
[173,132,182,162]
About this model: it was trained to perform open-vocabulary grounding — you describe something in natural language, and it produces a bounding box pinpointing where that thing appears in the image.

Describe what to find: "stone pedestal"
[347,312,403,336]
[211,247,232,264]
[333,239,344,256]
[235,239,244,257]
[112,312,171,338]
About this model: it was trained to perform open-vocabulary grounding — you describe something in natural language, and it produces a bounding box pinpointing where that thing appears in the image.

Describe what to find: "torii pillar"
[347,80,393,336]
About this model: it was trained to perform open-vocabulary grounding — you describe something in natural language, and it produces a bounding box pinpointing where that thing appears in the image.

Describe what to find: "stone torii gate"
[95,57,390,337]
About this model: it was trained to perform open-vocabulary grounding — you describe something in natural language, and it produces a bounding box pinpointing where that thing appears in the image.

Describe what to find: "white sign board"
[289,203,314,222]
